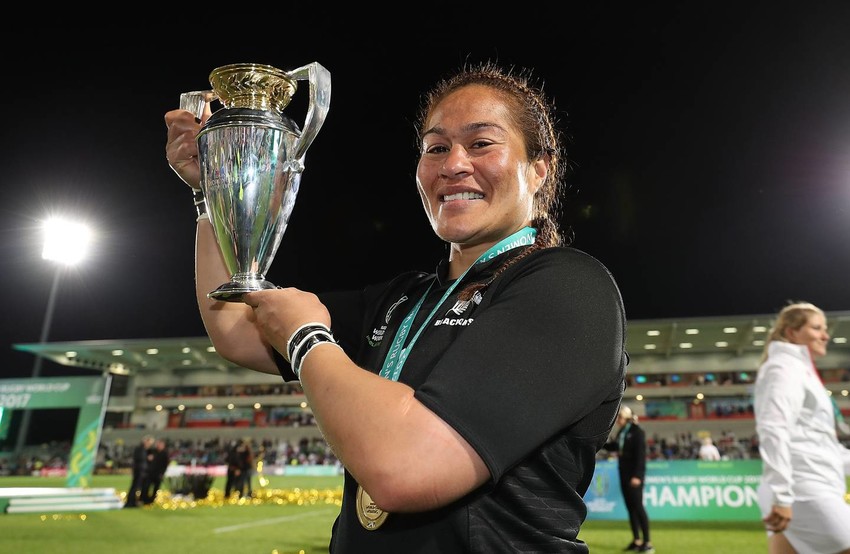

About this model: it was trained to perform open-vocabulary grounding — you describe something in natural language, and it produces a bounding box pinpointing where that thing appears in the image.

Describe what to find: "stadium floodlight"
[14,216,94,457]
[41,216,93,265]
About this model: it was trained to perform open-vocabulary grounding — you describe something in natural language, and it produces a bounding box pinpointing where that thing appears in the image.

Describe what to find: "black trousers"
[125,471,144,507]
[620,477,650,542]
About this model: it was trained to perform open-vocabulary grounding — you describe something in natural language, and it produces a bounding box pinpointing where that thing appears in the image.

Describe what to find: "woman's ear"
[530,155,549,194]
[783,327,798,344]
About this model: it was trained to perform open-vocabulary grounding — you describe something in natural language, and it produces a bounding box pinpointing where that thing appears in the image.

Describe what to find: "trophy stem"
[209,274,277,302]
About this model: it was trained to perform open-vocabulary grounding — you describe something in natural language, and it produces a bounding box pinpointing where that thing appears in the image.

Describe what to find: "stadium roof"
[12,311,850,377]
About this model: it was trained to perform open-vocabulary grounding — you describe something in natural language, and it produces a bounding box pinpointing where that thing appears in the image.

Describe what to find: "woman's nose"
[440,145,473,177]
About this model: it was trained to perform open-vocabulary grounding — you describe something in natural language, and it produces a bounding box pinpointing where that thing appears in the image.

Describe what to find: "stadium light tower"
[13,216,93,458]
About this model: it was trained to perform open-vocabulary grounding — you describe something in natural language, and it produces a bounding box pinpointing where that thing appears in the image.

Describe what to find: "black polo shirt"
[277,246,627,553]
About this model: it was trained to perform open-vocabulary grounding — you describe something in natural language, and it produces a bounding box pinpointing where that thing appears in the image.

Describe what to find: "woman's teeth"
[442,192,484,201]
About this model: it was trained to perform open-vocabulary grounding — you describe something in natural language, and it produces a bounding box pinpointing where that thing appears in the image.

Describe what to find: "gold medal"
[356,484,389,531]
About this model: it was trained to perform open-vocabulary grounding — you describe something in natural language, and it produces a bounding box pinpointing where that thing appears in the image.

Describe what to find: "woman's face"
[786,312,830,358]
[415,85,547,248]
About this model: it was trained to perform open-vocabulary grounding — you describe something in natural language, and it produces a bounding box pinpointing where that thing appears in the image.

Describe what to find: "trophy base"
[208,279,277,302]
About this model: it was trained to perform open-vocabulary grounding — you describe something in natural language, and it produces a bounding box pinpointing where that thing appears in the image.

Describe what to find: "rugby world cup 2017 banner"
[0,376,111,488]
[585,459,762,521]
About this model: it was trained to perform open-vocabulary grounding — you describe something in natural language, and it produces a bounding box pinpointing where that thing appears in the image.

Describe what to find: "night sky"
[2,5,850,384]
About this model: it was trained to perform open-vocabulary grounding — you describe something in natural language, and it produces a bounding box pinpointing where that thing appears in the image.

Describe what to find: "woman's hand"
[164,105,211,190]
[763,504,792,532]
[242,288,332,354]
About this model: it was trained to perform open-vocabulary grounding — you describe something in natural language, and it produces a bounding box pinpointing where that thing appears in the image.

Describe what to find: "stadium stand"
[9,311,850,470]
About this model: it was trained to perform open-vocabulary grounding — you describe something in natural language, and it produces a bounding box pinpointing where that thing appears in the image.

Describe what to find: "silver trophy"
[180,62,331,301]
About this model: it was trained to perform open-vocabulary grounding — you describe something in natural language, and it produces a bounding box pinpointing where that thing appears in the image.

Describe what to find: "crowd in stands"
[103,436,341,472]
[3,427,844,477]
[595,430,759,462]
[647,431,758,460]
[138,382,304,399]
[0,435,340,477]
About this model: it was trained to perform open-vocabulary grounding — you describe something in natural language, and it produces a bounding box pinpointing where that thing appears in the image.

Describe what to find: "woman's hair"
[759,301,825,364]
[416,61,569,300]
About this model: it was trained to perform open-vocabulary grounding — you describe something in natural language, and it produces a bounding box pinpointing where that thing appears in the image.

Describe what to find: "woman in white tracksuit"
[754,302,850,554]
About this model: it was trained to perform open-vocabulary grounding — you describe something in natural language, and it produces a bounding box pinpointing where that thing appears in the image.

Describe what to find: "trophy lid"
[209,63,298,113]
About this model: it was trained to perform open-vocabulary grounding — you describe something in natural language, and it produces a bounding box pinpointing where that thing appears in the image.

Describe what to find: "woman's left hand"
[242,288,332,353]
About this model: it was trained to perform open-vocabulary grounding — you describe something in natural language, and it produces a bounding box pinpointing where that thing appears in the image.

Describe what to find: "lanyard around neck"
[618,422,631,454]
[378,226,537,382]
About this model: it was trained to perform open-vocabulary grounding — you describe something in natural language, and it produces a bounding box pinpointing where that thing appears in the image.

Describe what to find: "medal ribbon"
[618,422,631,455]
[379,226,537,382]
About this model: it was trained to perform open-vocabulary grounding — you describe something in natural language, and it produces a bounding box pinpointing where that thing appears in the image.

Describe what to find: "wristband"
[285,322,332,363]
[192,188,208,221]
[291,330,335,374]
[290,329,333,364]
[291,331,341,381]
[294,336,342,381]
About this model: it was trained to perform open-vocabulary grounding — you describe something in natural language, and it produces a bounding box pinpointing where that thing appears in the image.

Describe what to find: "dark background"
[2,4,849,392]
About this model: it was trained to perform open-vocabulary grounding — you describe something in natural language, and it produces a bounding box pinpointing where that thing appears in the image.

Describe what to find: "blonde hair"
[619,405,637,423]
[759,301,825,364]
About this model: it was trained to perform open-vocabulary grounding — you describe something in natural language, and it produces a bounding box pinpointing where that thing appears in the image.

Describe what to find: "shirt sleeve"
[755,356,805,506]
[415,248,627,481]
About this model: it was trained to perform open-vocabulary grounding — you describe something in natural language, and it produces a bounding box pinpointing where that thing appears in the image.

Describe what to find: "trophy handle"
[286,62,331,165]
[179,90,218,120]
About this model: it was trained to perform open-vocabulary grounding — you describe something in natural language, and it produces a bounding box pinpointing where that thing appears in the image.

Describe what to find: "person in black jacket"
[142,438,170,505]
[605,405,654,553]
[124,435,154,508]
[223,440,240,499]
[236,439,255,498]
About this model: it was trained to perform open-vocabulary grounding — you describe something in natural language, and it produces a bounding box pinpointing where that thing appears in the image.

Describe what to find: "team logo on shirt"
[385,295,408,324]
[434,291,482,327]
[367,295,409,347]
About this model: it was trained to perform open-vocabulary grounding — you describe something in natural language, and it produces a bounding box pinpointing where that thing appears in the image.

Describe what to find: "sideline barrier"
[163,463,342,478]
[0,487,123,514]
[585,459,762,521]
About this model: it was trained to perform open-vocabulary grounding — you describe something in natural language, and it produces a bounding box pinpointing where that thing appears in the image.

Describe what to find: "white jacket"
[754,341,850,506]
[698,442,721,461]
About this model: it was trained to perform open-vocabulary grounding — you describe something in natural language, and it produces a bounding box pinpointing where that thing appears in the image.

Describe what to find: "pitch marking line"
[213,508,337,534]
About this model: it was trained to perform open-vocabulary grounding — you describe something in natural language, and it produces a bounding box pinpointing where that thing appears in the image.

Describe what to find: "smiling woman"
[414,84,548,261]
[165,61,627,553]
[754,301,850,554]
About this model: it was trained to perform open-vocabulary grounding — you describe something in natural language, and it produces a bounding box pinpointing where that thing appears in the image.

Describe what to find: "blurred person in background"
[754,301,850,554]
[124,435,154,508]
[224,440,242,499]
[143,438,170,505]
[604,405,654,553]
[698,437,721,461]
[237,438,255,498]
